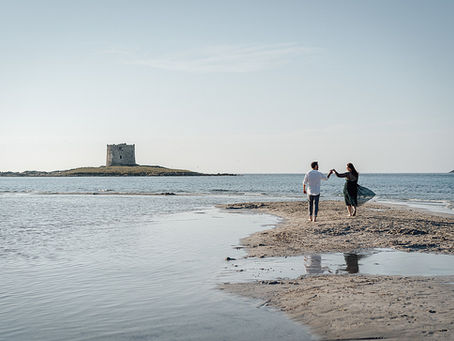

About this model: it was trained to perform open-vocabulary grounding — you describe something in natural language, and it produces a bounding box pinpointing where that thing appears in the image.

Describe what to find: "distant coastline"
[0,165,236,177]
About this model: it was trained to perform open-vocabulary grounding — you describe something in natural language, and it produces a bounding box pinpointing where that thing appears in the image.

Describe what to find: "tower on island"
[106,143,136,166]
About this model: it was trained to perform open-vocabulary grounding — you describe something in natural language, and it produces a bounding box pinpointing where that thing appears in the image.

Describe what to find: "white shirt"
[303,170,328,196]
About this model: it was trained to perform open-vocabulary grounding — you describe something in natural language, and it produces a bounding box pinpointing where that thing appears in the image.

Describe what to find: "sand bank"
[223,201,454,257]
[220,201,454,340]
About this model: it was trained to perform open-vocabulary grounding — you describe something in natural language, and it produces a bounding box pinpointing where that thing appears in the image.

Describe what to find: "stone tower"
[106,143,136,166]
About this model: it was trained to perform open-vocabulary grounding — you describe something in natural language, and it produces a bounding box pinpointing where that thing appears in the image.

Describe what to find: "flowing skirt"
[357,184,376,206]
[343,182,375,207]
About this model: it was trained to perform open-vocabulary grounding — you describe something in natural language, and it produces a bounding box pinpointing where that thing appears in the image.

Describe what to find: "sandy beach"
[220,201,454,340]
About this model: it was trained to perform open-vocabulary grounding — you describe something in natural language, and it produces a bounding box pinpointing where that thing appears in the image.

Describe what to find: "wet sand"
[220,275,454,340]
[223,201,454,257]
[219,201,454,340]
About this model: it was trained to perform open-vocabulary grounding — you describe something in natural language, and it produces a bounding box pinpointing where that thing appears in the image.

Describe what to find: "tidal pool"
[219,248,454,283]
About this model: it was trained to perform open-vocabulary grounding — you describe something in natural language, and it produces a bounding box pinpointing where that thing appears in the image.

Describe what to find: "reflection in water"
[304,255,332,275]
[336,253,367,274]
[304,253,367,275]
[304,255,322,274]
[304,254,365,275]
[305,253,366,275]
[344,253,360,273]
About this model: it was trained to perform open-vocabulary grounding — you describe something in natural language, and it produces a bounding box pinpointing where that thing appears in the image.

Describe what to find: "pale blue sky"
[1,0,453,173]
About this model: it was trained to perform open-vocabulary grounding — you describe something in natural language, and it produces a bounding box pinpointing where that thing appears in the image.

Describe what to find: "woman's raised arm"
[332,169,348,178]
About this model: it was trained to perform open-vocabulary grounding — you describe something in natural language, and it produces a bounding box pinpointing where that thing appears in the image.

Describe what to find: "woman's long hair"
[347,163,359,178]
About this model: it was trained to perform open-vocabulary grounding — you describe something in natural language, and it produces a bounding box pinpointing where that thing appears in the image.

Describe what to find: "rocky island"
[0,165,235,177]
[0,143,235,177]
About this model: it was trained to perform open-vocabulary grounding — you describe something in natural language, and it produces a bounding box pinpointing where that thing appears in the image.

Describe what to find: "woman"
[331,163,359,217]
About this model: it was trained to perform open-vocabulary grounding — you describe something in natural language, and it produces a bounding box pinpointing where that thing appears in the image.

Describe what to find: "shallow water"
[1,208,314,341]
[221,248,454,283]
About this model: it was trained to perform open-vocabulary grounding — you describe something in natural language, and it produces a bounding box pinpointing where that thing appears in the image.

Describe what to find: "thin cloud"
[114,43,317,73]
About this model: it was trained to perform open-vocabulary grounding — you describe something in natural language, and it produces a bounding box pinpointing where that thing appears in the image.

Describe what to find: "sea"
[1,173,453,341]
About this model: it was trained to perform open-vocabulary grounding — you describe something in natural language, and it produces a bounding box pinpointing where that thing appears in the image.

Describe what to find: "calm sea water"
[1,174,453,340]
[1,173,453,213]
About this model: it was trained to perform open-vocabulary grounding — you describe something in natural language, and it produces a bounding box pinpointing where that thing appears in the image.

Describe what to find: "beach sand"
[223,201,454,257]
[219,201,454,340]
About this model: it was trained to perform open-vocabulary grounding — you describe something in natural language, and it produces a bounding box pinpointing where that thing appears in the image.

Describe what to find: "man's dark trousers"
[309,194,320,217]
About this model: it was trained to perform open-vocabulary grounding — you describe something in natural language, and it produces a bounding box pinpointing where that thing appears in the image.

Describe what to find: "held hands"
[327,169,338,178]
[327,169,334,178]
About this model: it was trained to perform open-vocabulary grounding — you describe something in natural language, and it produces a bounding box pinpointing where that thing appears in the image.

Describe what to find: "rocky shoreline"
[220,201,454,340]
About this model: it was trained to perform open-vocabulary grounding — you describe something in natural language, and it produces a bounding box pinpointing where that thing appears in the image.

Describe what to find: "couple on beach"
[303,161,362,222]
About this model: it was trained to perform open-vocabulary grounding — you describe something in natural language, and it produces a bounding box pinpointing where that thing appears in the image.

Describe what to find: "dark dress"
[337,172,358,206]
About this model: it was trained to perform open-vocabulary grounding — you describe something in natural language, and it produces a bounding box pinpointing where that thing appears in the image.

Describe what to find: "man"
[303,161,331,222]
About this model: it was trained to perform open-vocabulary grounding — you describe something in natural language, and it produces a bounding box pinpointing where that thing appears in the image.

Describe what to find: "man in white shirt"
[303,161,332,222]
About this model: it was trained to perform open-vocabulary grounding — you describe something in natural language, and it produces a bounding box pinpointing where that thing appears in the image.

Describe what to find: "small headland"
[0,165,236,177]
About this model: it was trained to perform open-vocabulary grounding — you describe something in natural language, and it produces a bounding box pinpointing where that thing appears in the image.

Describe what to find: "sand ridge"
[222,201,454,257]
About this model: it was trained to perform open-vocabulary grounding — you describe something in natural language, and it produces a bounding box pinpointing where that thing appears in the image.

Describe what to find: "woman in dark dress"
[331,163,359,217]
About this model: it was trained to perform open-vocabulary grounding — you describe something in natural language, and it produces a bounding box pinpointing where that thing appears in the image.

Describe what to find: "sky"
[1,0,453,173]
